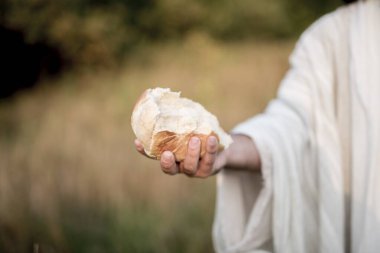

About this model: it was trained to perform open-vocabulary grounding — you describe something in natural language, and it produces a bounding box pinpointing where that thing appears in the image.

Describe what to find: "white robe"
[213,1,380,252]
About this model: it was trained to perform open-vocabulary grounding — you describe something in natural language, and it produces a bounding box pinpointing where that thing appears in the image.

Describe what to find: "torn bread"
[131,88,233,161]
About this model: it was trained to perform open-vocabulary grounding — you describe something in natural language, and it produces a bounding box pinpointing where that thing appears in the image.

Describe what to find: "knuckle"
[204,160,214,167]
[184,156,198,170]
[188,150,199,159]
[203,156,216,167]
[183,165,196,175]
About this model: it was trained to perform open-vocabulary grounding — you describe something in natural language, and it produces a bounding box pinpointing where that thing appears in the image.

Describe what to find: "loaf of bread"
[131,88,233,161]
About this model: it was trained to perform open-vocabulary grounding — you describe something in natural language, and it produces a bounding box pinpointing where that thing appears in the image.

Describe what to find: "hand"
[134,134,261,178]
[134,135,225,178]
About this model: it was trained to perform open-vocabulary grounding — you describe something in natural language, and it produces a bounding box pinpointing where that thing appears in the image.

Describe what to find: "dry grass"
[0,35,294,252]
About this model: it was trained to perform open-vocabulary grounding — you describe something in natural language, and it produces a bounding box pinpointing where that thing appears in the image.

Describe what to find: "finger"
[212,150,227,174]
[183,137,201,176]
[160,151,179,175]
[196,136,218,177]
[134,139,147,156]
[134,139,156,160]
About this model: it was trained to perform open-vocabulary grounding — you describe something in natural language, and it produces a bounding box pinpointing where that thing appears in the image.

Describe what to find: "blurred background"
[1,0,341,252]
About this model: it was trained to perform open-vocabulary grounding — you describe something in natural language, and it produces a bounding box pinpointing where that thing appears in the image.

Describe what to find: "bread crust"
[131,88,232,162]
[150,131,221,161]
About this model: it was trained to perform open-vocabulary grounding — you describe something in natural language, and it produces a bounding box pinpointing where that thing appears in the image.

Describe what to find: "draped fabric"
[213,1,380,252]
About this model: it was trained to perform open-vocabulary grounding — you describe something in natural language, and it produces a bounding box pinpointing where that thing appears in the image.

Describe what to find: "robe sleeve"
[213,11,345,253]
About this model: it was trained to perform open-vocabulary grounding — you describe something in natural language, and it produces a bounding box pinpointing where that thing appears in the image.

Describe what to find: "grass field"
[0,35,294,252]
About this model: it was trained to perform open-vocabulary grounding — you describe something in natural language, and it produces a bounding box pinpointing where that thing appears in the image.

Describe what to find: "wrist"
[224,134,261,171]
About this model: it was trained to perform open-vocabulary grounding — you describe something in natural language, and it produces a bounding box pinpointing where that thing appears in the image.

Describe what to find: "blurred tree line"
[1,0,341,68]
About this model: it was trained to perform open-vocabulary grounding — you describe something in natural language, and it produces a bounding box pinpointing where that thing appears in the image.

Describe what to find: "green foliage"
[281,0,342,35]
[0,0,342,68]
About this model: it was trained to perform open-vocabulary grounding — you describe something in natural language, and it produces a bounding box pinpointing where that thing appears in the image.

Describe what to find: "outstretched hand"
[134,135,226,178]
[134,134,261,178]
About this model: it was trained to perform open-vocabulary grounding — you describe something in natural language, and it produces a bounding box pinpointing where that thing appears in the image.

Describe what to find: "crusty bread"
[131,88,233,161]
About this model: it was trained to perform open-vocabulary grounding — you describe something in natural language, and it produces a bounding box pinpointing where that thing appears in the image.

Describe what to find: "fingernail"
[190,137,200,147]
[208,136,217,145]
